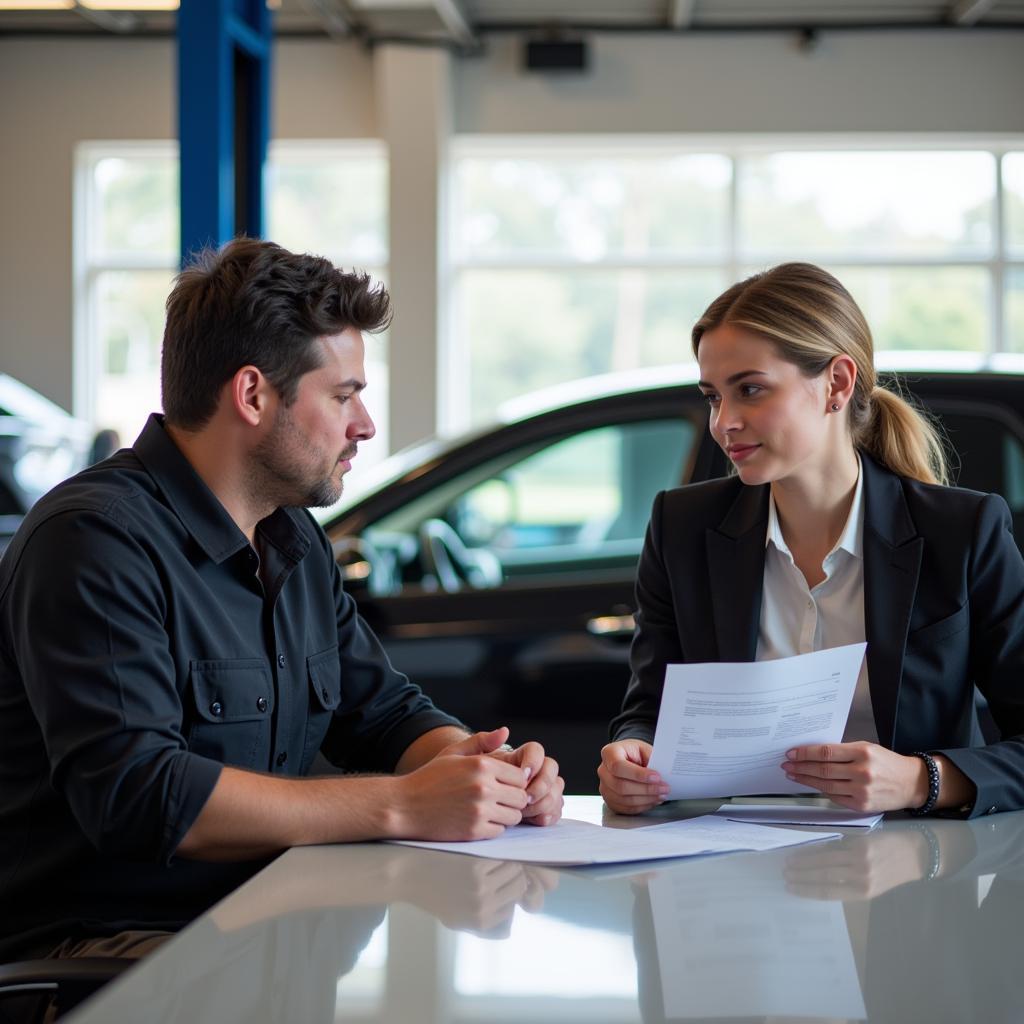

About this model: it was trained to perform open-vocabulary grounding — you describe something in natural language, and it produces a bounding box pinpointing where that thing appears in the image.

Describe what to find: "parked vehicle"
[325,359,1024,792]
[0,375,91,553]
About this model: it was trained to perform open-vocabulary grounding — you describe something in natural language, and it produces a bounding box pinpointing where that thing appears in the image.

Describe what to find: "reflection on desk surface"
[65,798,1024,1024]
[647,850,866,1020]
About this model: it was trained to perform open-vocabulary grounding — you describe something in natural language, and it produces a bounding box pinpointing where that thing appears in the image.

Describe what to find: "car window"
[363,417,695,591]
[939,409,1024,504]
[1005,433,1024,512]
[459,420,691,558]
[936,405,1024,546]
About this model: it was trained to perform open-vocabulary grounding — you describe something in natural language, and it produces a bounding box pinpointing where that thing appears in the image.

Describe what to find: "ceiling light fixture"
[78,0,178,8]
[0,2,75,10]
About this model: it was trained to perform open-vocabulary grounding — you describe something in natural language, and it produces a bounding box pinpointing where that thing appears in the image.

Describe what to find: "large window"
[77,138,1024,451]
[74,141,389,478]
[451,140,1024,430]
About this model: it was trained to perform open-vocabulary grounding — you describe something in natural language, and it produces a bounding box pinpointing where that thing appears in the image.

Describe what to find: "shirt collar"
[765,453,864,561]
[132,413,309,565]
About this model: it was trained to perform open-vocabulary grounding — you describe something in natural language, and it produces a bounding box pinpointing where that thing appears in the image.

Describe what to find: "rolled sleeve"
[5,509,220,862]
[161,751,222,863]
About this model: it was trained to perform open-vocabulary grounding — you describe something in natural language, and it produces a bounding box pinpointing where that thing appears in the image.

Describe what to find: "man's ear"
[229,366,273,427]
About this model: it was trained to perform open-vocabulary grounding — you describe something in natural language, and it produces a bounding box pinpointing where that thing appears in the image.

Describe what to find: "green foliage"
[455,155,730,259]
[463,269,722,422]
[1007,269,1024,353]
[95,157,178,257]
[836,267,989,352]
[267,157,387,264]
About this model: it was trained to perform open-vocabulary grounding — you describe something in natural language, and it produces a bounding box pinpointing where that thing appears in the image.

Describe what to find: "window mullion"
[728,152,740,284]
[994,151,1007,354]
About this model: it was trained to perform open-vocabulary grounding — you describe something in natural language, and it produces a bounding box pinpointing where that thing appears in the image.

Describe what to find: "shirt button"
[987,805,998,815]
[276,751,288,767]
[257,697,268,713]
[321,687,330,703]
[277,654,286,669]
[210,701,223,717]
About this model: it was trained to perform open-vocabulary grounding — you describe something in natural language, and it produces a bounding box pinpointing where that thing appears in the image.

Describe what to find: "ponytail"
[855,384,949,486]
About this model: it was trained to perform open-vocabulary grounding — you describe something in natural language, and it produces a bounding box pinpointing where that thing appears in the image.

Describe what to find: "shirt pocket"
[301,645,341,773]
[187,658,274,771]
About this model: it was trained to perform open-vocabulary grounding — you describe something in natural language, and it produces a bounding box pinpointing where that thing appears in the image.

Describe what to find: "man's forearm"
[176,725,523,861]
[176,765,405,861]
[394,725,470,774]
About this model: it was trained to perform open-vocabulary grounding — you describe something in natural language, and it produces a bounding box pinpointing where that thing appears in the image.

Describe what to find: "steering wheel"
[418,518,502,593]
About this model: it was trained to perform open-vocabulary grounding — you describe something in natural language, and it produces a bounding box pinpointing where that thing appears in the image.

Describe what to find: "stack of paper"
[392,814,839,866]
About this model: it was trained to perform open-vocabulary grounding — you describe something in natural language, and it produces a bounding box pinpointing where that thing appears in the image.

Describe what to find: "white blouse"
[755,457,878,744]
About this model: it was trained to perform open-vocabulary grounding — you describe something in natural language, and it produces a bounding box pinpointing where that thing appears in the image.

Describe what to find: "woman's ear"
[827,355,857,414]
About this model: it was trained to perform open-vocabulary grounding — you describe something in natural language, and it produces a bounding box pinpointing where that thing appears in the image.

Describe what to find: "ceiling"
[1,0,1022,46]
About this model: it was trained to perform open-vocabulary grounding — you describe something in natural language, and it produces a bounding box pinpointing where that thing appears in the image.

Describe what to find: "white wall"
[0,38,174,413]
[456,31,1024,133]
[0,37,373,413]
[0,28,1021,432]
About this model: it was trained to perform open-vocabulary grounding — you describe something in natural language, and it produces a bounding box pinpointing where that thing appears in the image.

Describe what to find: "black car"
[324,361,1024,793]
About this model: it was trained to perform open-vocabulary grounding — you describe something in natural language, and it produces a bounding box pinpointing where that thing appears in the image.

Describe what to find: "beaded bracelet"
[908,751,940,816]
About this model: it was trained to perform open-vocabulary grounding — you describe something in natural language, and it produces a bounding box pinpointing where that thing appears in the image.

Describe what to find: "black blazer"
[611,453,1024,818]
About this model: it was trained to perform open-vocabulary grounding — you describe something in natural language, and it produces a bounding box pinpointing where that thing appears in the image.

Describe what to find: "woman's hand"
[782,741,928,812]
[598,739,669,815]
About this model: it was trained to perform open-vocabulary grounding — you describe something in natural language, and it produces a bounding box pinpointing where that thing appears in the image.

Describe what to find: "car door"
[893,372,1024,551]
[331,389,719,792]
[896,372,1024,742]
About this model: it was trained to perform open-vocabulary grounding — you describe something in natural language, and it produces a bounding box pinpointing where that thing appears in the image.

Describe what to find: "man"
[0,238,563,963]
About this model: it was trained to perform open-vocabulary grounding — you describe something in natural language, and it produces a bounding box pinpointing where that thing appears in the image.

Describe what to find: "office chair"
[0,957,131,1020]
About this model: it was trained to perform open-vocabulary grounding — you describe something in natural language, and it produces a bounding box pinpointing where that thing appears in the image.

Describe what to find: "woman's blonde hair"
[691,262,948,486]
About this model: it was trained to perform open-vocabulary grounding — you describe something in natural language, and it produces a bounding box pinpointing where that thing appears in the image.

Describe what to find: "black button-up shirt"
[0,415,459,952]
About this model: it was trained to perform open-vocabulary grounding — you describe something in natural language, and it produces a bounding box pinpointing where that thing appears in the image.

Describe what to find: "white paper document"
[389,815,838,866]
[650,643,866,800]
[716,802,882,828]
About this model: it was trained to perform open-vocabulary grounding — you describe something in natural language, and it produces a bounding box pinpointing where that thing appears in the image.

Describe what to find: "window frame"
[73,138,389,445]
[447,132,1024,434]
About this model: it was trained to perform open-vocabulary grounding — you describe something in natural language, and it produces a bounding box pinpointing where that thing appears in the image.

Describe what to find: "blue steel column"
[177,0,273,265]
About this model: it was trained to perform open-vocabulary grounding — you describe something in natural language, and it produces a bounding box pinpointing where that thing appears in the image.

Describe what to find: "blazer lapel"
[706,483,769,662]
[861,456,923,748]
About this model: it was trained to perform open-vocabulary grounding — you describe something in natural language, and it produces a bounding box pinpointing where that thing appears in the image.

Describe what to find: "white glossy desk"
[64,796,1024,1024]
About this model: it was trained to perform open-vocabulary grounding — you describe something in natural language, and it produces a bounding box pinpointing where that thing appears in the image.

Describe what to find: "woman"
[599,263,1024,817]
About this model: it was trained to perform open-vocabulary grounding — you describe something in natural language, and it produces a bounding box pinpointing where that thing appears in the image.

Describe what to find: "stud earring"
[831,403,840,412]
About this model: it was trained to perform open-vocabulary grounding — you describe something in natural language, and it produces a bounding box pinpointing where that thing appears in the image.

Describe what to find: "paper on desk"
[716,803,882,828]
[390,815,839,866]
[650,643,866,800]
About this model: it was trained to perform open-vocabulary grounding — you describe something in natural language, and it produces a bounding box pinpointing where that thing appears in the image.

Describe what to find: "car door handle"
[586,614,636,638]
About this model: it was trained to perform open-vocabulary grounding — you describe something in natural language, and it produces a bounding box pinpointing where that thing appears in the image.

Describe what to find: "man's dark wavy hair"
[161,237,392,429]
